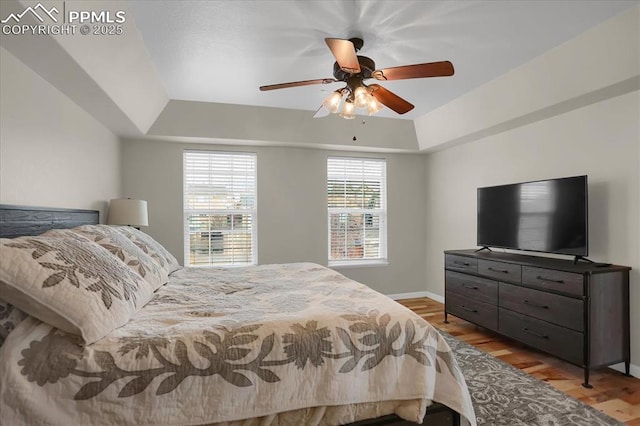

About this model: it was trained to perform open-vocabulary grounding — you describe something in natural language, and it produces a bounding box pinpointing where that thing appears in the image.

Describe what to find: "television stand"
[444,249,631,388]
[474,246,492,253]
[573,255,595,265]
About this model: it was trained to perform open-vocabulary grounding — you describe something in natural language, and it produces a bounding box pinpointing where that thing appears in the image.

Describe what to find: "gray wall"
[148,100,419,152]
[0,47,121,220]
[121,139,426,296]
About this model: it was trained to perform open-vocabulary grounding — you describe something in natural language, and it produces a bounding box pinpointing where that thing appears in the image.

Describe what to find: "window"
[183,151,257,266]
[327,157,387,265]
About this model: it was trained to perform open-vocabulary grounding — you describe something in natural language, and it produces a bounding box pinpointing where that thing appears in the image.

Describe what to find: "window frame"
[183,150,258,267]
[327,156,388,267]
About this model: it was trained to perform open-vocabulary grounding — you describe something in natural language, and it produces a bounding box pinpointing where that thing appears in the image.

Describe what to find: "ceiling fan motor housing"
[349,37,364,51]
[333,56,376,81]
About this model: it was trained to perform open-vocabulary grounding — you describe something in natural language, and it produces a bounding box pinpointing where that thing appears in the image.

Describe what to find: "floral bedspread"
[0,263,476,426]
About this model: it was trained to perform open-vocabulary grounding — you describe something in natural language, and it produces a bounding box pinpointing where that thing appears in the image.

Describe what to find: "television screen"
[477,176,588,256]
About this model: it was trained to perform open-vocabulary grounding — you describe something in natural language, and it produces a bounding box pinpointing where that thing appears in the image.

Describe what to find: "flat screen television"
[477,175,588,256]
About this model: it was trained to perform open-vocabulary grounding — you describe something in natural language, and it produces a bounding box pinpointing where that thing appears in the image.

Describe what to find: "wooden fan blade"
[368,84,414,114]
[260,78,337,91]
[373,61,454,81]
[325,38,361,74]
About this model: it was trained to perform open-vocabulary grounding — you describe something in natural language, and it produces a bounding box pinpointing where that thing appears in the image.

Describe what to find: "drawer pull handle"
[488,267,509,273]
[453,261,470,266]
[523,300,549,309]
[462,284,479,290]
[522,328,548,339]
[460,305,477,313]
[536,275,564,284]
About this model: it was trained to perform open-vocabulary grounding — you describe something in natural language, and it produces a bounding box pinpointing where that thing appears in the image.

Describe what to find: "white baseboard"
[423,291,445,303]
[385,290,429,300]
[609,362,640,379]
[385,290,444,303]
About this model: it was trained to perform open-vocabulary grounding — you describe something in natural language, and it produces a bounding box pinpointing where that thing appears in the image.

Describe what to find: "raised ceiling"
[129,0,637,120]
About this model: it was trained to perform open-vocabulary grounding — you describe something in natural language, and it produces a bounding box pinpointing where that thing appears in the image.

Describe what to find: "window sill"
[186,263,257,268]
[329,260,389,269]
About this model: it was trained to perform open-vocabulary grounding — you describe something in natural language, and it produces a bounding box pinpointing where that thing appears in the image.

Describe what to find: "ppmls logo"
[1,2,59,24]
[2,2,126,36]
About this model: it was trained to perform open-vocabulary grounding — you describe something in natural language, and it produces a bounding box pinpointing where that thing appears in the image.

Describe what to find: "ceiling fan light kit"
[322,90,343,114]
[339,99,356,119]
[366,94,384,115]
[353,86,369,109]
[259,37,454,119]
[322,84,384,118]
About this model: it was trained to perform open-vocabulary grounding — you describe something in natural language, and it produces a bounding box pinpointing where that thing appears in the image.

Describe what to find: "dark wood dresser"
[444,249,631,388]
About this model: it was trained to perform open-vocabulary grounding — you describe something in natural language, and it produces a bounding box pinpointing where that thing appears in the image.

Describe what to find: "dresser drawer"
[499,308,583,365]
[445,255,477,273]
[446,292,497,330]
[478,260,521,283]
[522,266,583,296]
[499,283,583,331]
[446,271,497,305]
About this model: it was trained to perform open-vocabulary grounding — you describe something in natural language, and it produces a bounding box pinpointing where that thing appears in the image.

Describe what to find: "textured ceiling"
[129,0,637,120]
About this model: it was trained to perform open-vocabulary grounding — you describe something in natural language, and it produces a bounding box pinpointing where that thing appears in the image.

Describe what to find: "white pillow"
[68,225,168,290]
[114,227,181,275]
[0,231,155,344]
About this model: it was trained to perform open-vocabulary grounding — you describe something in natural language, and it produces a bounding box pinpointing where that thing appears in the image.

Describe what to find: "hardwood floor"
[398,297,640,425]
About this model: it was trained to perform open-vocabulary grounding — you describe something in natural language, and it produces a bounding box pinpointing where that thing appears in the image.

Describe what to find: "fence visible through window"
[183,151,257,266]
[327,157,387,265]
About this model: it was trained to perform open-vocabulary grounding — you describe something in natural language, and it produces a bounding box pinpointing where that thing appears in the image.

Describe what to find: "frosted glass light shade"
[107,199,149,227]
[322,91,343,113]
[367,96,384,115]
[354,87,369,109]
[339,100,356,119]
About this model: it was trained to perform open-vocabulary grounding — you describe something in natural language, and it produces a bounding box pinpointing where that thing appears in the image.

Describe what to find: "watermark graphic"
[1,3,59,24]
[1,1,126,36]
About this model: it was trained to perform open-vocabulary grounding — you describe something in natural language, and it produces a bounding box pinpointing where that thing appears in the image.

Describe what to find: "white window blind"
[327,157,387,265]
[183,151,257,266]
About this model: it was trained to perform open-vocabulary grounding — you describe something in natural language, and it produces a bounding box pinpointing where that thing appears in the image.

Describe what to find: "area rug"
[439,331,623,426]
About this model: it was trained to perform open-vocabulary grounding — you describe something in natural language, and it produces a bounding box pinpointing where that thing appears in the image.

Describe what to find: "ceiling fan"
[259,37,454,119]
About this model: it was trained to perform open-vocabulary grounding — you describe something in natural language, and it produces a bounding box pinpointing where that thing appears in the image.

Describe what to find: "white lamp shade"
[107,199,149,227]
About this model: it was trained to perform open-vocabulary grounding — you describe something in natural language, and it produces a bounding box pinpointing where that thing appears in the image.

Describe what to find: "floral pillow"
[0,298,28,347]
[114,227,181,276]
[0,232,155,344]
[66,225,168,290]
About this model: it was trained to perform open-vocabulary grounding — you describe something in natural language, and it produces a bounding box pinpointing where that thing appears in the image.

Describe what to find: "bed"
[0,205,476,426]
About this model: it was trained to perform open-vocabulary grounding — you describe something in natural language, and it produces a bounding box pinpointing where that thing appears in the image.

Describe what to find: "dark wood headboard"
[0,205,100,238]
